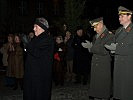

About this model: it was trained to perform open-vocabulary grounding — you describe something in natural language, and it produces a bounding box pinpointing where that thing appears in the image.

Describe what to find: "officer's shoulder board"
[125,24,133,32]
[115,26,123,34]
[108,31,113,34]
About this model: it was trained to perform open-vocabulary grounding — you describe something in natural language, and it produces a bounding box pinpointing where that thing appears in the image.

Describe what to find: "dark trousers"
[13,78,23,90]
[4,76,15,86]
[53,72,64,86]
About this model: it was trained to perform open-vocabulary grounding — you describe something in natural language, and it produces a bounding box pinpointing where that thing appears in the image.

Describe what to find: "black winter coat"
[72,35,91,74]
[23,32,54,100]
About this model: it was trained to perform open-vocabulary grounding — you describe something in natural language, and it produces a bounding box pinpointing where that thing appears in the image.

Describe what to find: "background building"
[0,0,63,34]
[0,0,132,34]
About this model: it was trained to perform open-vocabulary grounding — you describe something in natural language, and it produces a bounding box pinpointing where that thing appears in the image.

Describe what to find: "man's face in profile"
[33,24,43,36]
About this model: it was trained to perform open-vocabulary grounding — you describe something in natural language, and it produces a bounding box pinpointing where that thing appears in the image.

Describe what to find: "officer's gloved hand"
[81,40,92,49]
[58,48,63,51]
[111,50,115,53]
[104,43,118,51]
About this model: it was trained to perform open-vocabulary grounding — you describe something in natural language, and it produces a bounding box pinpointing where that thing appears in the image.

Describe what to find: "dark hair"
[76,26,83,31]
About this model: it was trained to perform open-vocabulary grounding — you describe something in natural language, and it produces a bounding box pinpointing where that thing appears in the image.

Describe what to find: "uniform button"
[122,43,123,44]
[96,64,98,66]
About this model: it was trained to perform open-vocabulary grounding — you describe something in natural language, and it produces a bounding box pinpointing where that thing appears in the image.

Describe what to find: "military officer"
[82,17,114,100]
[105,6,133,100]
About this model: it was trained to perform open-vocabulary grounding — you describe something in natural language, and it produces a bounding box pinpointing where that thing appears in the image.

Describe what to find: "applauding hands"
[81,40,92,49]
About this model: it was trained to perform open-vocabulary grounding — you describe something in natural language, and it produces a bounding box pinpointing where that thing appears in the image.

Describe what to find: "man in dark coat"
[72,26,91,85]
[82,17,114,100]
[23,17,54,100]
[105,6,133,100]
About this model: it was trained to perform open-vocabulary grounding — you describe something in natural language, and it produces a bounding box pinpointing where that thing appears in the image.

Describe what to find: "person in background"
[28,31,35,42]
[64,31,74,82]
[0,38,8,70]
[0,34,15,87]
[6,34,16,87]
[53,35,66,86]
[13,34,24,90]
[23,17,54,100]
[72,26,91,85]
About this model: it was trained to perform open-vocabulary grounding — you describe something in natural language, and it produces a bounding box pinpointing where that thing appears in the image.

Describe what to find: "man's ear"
[128,14,132,19]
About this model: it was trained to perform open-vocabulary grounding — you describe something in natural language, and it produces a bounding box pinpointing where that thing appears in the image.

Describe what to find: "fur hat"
[34,17,49,30]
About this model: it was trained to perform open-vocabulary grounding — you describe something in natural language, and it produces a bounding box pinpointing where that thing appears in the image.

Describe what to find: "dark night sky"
[83,0,132,30]
[0,0,132,34]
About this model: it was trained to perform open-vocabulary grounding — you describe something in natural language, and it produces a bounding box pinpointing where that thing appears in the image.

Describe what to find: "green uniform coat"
[89,28,114,99]
[114,23,133,100]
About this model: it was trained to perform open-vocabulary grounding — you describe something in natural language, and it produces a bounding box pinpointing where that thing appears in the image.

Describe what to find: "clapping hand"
[104,43,117,51]
[81,40,92,49]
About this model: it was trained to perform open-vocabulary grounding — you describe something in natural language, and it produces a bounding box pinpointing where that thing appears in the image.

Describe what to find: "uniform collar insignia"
[126,27,131,32]
[100,33,105,38]
[125,23,133,32]
[100,28,108,38]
